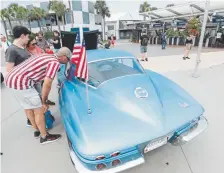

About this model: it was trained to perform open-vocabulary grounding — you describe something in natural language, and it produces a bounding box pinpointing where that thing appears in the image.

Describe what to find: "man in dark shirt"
[5,26,31,72]
[139,34,149,61]
[5,26,55,127]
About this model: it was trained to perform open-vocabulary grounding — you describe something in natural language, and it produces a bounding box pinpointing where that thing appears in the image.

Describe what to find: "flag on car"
[71,40,88,80]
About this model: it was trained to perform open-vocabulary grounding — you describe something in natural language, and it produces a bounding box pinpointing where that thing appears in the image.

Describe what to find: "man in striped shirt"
[5,47,72,144]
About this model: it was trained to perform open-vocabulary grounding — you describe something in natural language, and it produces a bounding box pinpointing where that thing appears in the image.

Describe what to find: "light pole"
[192,0,210,77]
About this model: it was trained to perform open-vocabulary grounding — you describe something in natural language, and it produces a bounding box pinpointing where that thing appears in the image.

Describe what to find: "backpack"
[142,37,148,46]
[45,110,54,129]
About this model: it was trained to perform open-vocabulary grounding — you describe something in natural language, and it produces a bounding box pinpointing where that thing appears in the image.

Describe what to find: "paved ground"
[1,42,224,173]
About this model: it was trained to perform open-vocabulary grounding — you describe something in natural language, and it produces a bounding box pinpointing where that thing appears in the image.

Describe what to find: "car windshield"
[88,58,144,87]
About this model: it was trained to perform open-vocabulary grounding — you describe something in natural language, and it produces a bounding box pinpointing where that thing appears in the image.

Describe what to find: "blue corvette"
[59,49,208,173]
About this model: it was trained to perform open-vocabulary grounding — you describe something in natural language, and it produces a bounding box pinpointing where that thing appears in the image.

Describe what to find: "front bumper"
[69,149,145,173]
[170,116,208,146]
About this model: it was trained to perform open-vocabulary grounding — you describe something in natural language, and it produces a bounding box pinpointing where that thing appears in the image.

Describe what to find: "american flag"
[71,40,88,80]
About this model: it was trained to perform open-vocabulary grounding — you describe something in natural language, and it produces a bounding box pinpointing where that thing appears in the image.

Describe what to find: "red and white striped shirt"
[5,54,60,90]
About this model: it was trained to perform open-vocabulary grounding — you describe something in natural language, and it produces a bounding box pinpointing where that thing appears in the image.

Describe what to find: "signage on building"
[212,15,224,23]
[152,23,162,28]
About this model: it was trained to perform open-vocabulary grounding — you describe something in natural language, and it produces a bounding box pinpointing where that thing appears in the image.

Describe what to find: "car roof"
[86,49,135,62]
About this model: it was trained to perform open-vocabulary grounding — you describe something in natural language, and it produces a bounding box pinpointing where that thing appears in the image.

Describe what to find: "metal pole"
[192,0,210,77]
[85,78,92,114]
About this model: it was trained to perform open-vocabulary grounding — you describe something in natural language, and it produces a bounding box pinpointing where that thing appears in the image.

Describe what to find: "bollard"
[193,37,196,46]
[177,37,180,45]
[205,38,209,47]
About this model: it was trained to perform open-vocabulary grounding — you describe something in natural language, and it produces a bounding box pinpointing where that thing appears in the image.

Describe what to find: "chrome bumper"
[171,116,208,146]
[69,149,145,173]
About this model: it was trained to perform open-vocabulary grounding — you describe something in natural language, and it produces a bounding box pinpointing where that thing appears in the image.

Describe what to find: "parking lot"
[1,42,224,173]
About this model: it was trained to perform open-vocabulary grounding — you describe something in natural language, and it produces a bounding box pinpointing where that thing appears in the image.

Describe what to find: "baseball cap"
[56,47,72,60]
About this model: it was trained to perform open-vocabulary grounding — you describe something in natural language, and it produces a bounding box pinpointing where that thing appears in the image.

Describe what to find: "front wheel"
[1,73,4,83]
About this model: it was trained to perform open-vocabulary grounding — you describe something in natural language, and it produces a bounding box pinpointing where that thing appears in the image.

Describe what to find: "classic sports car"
[59,49,208,173]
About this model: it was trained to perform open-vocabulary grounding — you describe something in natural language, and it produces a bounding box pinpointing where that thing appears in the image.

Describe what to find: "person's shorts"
[140,46,147,53]
[186,43,192,50]
[12,87,42,110]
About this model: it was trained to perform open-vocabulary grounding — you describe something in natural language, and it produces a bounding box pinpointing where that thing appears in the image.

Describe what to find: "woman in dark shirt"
[183,34,194,60]
[50,30,61,53]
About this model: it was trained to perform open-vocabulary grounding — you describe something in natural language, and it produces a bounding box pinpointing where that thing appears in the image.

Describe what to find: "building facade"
[1,0,102,36]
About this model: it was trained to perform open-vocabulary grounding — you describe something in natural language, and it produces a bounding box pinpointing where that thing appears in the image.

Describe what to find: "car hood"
[68,74,204,157]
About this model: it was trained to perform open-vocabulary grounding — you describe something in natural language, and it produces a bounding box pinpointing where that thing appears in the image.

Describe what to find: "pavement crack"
[181,146,194,173]
[0,108,22,124]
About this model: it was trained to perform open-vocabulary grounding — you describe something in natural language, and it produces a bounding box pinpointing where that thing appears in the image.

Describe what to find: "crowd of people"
[139,31,194,61]
[1,26,72,144]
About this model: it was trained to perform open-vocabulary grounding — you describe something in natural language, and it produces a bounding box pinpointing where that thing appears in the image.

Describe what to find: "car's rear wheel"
[66,134,75,166]
[1,73,4,83]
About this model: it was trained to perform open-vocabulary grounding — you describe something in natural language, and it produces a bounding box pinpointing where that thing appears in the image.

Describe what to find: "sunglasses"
[31,43,37,46]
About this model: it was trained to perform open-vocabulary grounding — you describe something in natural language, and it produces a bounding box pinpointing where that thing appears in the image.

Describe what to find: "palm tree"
[94,0,111,40]
[0,8,13,31]
[139,1,151,21]
[9,4,28,25]
[49,0,67,32]
[29,7,46,31]
[0,10,8,38]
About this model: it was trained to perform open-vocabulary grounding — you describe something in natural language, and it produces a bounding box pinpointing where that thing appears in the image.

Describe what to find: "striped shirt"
[5,54,60,90]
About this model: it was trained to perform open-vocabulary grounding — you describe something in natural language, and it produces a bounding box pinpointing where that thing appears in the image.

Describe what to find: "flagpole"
[85,77,92,114]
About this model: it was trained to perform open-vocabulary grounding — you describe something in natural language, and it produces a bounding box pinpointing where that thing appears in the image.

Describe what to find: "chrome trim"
[69,148,145,173]
[88,56,135,63]
[171,116,208,146]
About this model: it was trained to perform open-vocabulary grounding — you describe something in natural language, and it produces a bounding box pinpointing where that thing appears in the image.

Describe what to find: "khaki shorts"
[12,83,42,110]
[186,43,192,50]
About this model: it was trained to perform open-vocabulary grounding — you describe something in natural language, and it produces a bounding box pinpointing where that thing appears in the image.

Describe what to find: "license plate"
[144,137,167,153]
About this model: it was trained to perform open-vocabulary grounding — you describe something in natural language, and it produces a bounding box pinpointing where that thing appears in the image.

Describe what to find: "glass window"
[108,25,114,30]
[40,2,49,12]
[88,58,144,87]
[72,0,82,11]
[65,11,72,24]
[26,5,33,10]
[83,12,89,24]
[88,1,94,13]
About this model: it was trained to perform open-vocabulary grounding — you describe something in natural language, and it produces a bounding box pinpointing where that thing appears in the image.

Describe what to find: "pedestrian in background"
[50,30,61,53]
[1,34,12,53]
[139,33,149,61]
[183,33,194,60]
[36,31,49,51]
[161,32,166,50]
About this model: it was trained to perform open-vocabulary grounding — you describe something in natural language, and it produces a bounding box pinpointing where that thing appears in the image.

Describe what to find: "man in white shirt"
[1,34,11,53]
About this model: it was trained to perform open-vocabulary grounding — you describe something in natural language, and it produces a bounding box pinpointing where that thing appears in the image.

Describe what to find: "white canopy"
[139,1,224,23]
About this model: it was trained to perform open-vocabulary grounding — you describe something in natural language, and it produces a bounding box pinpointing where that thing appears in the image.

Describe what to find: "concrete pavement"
[1,44,224,173]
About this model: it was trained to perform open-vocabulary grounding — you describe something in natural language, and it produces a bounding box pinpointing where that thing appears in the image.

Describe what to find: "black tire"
[1,73,4,83]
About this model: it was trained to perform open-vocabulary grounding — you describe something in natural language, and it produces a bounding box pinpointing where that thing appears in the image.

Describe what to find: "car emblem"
[179,102,189,108]
[134,87,148,98]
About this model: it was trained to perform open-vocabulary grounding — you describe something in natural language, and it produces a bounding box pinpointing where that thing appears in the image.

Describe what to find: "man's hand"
[42,104,49,113]
[42,77,53,106]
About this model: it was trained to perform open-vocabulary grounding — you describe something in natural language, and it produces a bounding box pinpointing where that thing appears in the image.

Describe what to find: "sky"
[0,0,199,12]
[1,0,223,15]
